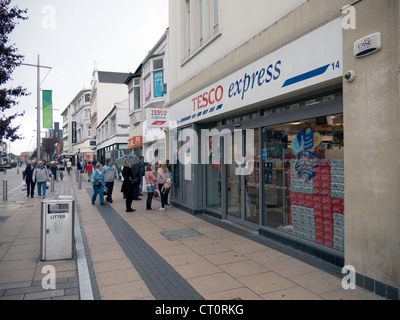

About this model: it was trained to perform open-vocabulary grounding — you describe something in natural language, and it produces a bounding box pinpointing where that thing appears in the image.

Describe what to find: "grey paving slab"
[86,188,203,300]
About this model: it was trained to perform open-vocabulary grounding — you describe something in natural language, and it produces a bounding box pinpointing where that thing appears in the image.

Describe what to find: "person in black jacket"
[121,161,136,213]
[131,157,142,201]
[23,160,36,198]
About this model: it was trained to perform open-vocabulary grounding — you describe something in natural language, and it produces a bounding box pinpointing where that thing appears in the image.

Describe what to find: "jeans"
[105,181,114,202]
[92,184,104,204]
[87,172,93,182]
[146,185,155,209]
[37,182,47,197]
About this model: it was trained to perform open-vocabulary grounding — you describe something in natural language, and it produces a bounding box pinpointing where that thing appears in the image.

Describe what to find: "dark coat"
[121,166,134,194]
[23,164,36,181]
[131,162,141,182]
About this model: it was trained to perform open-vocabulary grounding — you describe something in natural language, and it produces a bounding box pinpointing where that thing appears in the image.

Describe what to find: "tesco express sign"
[172,18,343,126]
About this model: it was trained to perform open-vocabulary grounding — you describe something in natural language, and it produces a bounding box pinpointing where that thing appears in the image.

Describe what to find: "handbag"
[94,180,102,187]
[153,189,160,198]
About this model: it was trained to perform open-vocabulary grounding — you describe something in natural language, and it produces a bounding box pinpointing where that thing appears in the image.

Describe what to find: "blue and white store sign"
[171,18,343,127]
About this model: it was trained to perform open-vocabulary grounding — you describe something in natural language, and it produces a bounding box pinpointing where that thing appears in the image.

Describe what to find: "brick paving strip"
[84,188,204,300]
[0,277,79,300]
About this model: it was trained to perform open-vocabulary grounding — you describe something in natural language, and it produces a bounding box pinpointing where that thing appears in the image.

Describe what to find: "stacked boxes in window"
[289,159,345,251]
[290,160,315,242]
[331,159,344,251]
[313,159,334,247]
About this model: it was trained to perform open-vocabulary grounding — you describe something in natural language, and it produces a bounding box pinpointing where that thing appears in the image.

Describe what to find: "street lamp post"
[37,55,41,161]
[20,55,52,162]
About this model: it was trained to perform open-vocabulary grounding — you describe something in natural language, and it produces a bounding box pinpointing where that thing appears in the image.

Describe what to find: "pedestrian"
[67,159,72,175]
[157,163,171,211]
[32,161,50,199]
[145,163,157,211]
[102,158,118,203]
[131,157,142,201]
[23,160,36,198]
[121,161,136,213]
[138,156,148,196]
[59,162,64,181]
[161,177,172,207]
[92,163,106,206]
[50,162,58,181]
[77,161,82,173]
[85,161,94,182]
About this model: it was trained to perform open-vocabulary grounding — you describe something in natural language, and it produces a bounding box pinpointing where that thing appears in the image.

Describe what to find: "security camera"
[344,70,356,82]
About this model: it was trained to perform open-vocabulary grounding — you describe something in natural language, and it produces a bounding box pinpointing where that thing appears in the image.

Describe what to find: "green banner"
[42,90,53,129]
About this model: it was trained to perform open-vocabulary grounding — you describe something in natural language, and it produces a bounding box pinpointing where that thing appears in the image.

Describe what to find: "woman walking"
[92,163,106,206]
[145,163,157,211]
[157,163,170,211]
[121,161,136,213]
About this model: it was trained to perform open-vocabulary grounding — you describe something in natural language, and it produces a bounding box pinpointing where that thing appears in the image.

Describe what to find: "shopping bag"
[142,176,147,194]
[20,181,27,191]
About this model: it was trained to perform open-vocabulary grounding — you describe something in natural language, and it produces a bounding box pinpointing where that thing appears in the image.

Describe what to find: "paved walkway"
[0,167,388,300]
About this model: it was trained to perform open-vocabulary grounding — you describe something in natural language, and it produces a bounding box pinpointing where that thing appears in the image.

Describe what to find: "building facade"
[90,69,130,162]
[168,0,399,298]
[71,89,93,163]
[126,30,169,163]
[61,102,73,160]
[96,99,130,165]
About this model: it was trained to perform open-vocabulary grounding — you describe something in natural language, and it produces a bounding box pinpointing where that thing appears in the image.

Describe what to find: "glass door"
[245,129,260,224]
[262,128,291,229]
[227,161,242,218]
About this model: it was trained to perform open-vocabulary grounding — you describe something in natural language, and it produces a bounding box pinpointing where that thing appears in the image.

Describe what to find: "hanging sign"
[146,108,169,128]
[42,90,53,129]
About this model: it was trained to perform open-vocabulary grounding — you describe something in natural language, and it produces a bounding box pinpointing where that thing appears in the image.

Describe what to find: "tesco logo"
[152,110,168,115]
[192,85,224,111]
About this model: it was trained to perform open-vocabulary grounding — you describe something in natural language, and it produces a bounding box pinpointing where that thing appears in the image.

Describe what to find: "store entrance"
[227,129,260,226]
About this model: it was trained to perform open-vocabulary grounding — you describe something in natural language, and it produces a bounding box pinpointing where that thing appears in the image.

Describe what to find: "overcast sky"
[6,0,169,155]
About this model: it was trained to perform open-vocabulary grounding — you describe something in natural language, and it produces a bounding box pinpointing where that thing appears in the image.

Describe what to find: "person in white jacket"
[32,161,50,198]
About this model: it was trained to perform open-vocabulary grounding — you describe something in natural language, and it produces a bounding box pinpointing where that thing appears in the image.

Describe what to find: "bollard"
[78,172,82,189]
[3,180,7,201]
[51,175,55,192]
[17,168,19,175]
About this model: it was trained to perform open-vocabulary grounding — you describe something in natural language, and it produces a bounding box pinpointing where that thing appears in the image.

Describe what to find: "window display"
[263,114,344,251]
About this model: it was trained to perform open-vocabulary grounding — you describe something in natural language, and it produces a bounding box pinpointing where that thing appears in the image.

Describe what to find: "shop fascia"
[168,18,343,173]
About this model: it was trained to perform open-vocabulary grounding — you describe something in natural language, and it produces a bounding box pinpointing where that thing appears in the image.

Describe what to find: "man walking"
[23,160,36,198]
[32,161,50,199]
[102,158,118,203]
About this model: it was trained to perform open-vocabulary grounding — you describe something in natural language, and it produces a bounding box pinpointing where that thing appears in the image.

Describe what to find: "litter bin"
[40,196,75,261]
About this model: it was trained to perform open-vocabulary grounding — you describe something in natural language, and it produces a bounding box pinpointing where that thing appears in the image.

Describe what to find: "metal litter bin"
[41,196,75,261]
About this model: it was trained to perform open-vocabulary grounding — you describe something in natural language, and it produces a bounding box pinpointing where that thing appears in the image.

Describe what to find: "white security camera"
[344,70,356,82]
